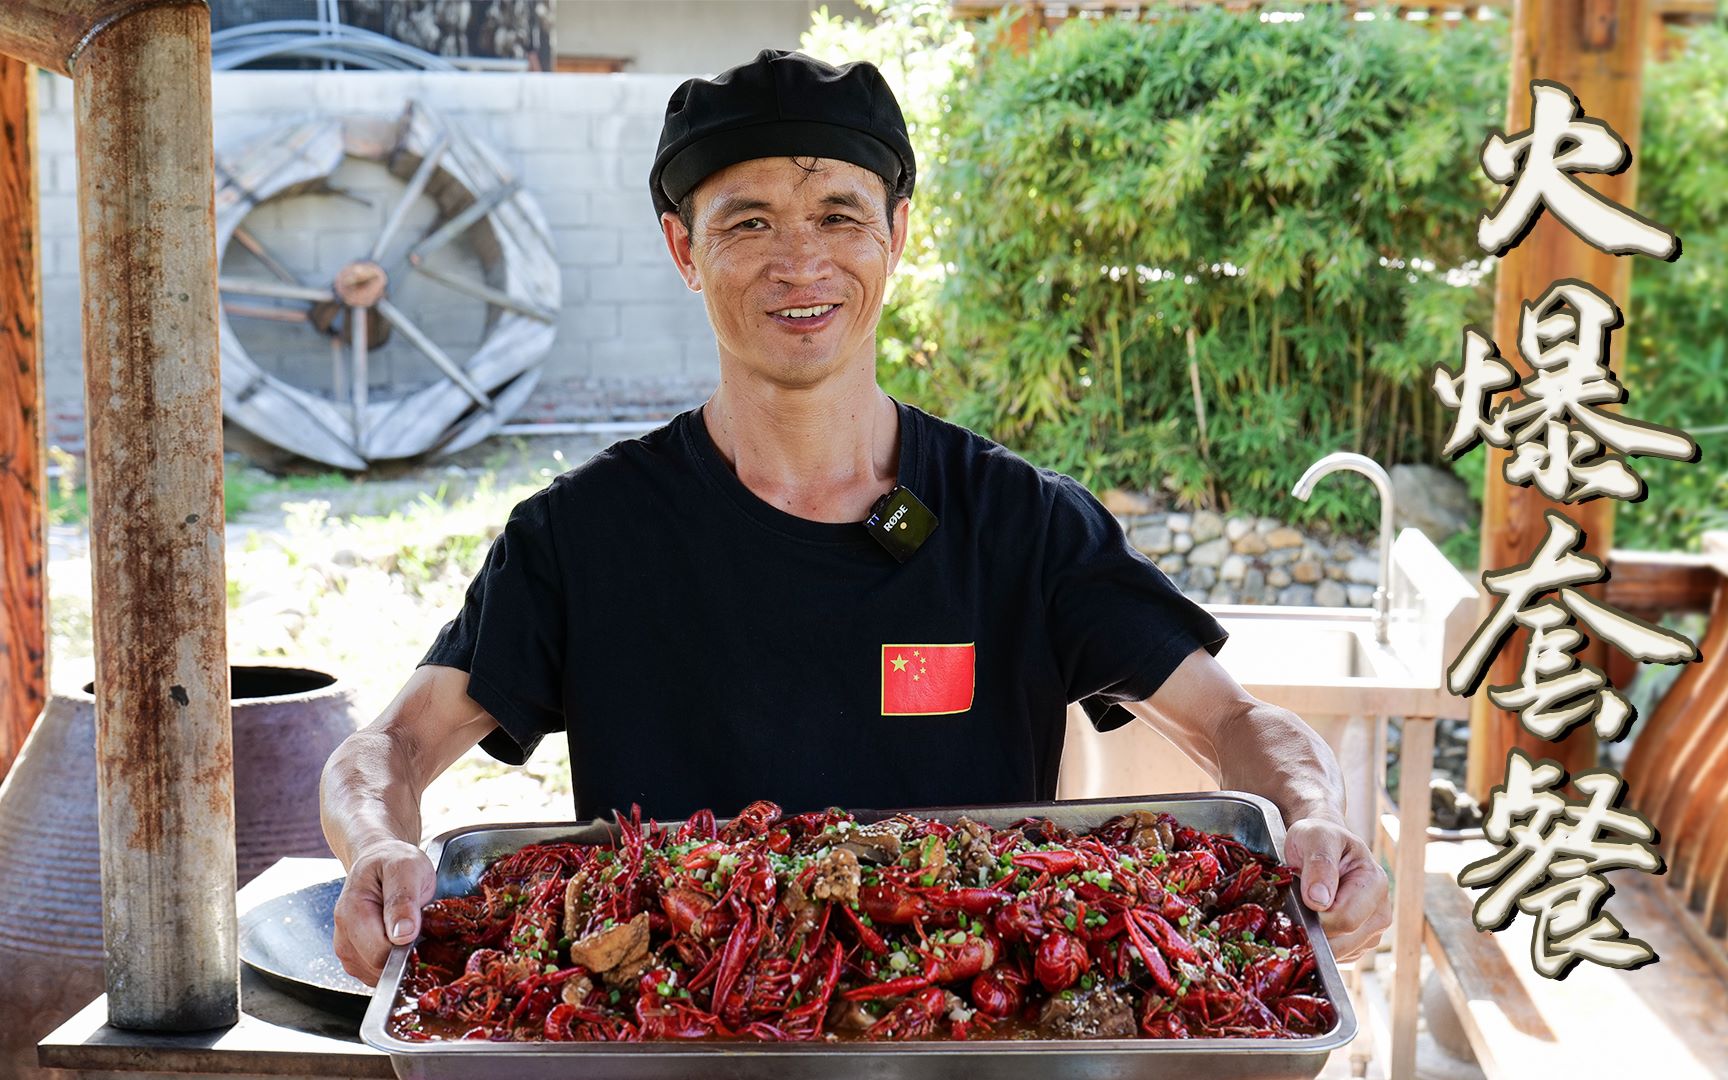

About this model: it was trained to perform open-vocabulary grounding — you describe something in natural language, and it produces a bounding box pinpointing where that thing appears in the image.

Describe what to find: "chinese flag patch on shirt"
[881,644,976,715]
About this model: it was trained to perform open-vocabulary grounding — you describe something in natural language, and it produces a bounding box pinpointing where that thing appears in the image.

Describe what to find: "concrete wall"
[550,0,867,74]
[34,68,724,455]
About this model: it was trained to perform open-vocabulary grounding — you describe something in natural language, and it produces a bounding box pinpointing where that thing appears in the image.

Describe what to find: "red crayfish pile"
[389,800,1336,1043]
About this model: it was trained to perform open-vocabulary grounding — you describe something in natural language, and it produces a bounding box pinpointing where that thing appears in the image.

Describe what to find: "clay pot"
[0,666,361,1080]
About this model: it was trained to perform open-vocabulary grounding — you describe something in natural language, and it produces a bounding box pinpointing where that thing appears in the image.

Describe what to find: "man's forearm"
[1215,701,1348,831]
[320,665,500,867]
[320,726,427,868]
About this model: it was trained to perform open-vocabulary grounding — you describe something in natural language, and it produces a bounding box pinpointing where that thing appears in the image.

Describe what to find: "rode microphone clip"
[865,485,938,563]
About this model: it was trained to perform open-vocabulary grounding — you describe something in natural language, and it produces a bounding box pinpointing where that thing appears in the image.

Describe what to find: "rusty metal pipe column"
[72,2,237,1030]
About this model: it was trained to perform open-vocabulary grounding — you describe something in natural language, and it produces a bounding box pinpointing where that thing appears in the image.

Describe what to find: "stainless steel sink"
[1215,616,1402,683]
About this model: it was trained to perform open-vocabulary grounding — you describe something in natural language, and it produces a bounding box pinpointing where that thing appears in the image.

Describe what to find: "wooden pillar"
[1,0,235,1036]
[1007,6,1047,54]
[71,1,238,1030]
[1467,0,1652,802]
[0,55,47,780]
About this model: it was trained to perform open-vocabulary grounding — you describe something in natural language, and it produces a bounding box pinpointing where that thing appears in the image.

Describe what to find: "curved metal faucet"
[1291,452,1395,644]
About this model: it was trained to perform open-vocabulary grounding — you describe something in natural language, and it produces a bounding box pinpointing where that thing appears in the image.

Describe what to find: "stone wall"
[1113,506,1382,608]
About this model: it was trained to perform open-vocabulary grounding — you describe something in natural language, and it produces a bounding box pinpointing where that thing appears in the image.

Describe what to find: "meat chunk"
[567,911,651,988]
[1112,810,1175,854]
[783,879,821,939]
[1037,986,1137,1039]
[559,973,596,1007]
[809,847,862,906]
[562,863,600,935]
[952,816,997,886]
[827,998,877,1033]
[837,822,903,866]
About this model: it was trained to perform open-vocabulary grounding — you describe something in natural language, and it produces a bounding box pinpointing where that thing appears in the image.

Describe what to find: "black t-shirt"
[420,399,1228,821]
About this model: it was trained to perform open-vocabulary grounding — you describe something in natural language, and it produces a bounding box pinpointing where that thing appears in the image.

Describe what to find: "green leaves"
[910,7,1509,527]
[837,5,1720,546]
[1618,23,1728,551]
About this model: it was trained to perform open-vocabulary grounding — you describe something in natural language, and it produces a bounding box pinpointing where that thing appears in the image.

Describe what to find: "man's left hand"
[1284,816,1392,963]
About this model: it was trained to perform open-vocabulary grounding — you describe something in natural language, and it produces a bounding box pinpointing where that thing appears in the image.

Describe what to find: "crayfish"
[388,803,1336,1043]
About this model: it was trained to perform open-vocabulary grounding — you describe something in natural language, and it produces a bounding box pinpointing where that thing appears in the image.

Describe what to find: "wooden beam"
[0,0,179,77]
[0,54,47,781]
[1466,0,1653,805]
[1604,549,1718,619]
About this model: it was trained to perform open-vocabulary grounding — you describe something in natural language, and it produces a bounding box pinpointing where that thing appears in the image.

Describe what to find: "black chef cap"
[650,49,916,221]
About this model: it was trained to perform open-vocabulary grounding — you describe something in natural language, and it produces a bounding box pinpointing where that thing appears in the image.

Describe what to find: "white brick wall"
[35,69,719,453]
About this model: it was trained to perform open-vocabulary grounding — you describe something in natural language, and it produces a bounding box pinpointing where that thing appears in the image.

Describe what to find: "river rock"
[1101,488,1153,515]
[1234,532,1268,556]
[1345,556,1380,585]
[1347,584,1376,608]
[1392,463,1477,544]
[1191,510,1224,543]
[1292,559,1323,584]
[1225,517,1253,542]
[1267,567,1293,588]
[1159,555,1185,575]
[1242,567,1266,593]
[1132,523,1174,555]
[1277,584,1316,606]
[1189,565,1218,590]
[1315,579,1348,607]
[1173,531,1194,554]
[1257,516,1280,535]
[1266,526,1305,550]
[1166,512,1191,533]
[1189,538,1230,568]
[1220,554,1248,583]
[1208,584,1235,605]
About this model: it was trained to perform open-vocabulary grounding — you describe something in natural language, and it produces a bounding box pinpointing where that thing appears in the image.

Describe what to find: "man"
[323,49,1391,986]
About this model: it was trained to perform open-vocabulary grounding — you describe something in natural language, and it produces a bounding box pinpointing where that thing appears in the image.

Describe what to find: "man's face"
[662,156,910,391]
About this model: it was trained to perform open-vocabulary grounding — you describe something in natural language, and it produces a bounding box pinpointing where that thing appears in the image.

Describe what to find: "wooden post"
[1391,717,1436,1080]
[0,54,47,781]
[1466,0,1651,803]
[71,1,238,1030]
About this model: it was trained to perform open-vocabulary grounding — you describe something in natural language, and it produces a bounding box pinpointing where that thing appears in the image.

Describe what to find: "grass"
[225,467,353,522]
[45,456,354,526]
[47,448,578,831]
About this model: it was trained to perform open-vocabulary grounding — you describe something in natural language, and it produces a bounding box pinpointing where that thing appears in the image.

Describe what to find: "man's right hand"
[321,665,499,986]
[332,838,437,985]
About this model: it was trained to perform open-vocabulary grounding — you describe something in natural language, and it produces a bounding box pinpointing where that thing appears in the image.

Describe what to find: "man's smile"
[766,302,842,330]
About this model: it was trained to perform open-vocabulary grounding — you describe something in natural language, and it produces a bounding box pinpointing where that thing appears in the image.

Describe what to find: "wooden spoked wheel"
[214,101,559,469]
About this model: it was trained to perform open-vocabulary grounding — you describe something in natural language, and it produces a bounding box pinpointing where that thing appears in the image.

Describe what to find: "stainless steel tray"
[361,792,1357,1079]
